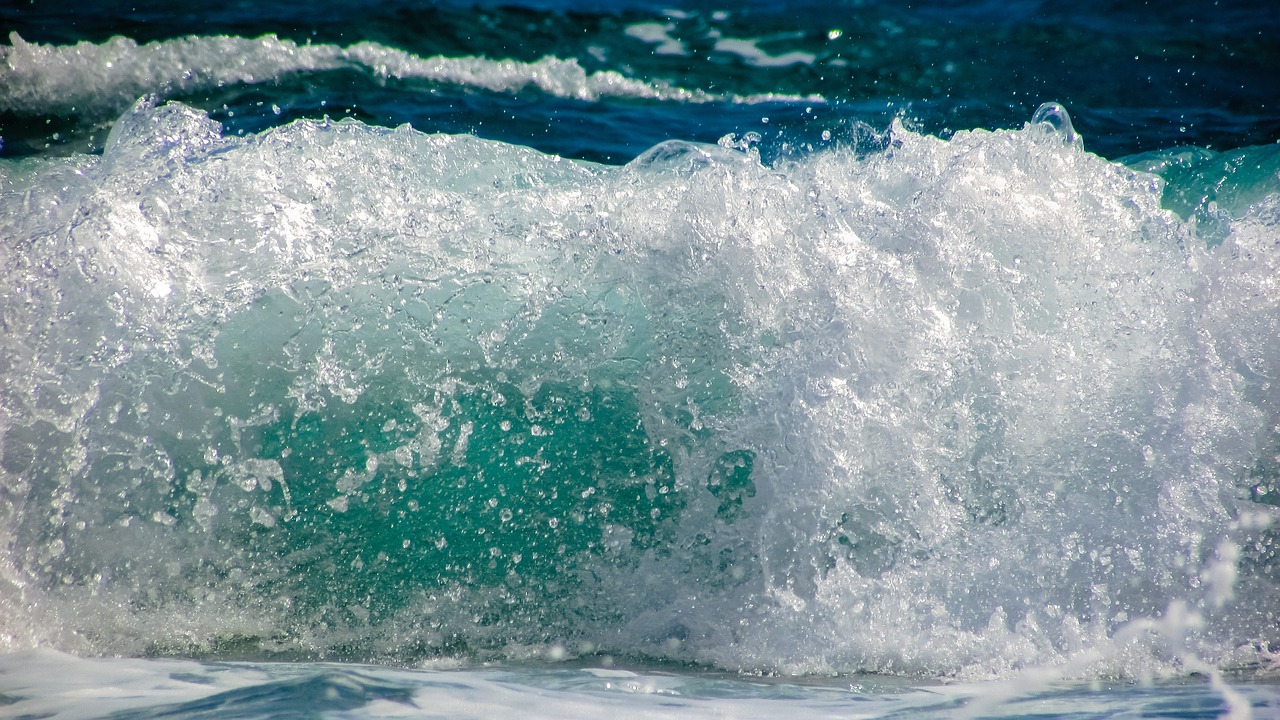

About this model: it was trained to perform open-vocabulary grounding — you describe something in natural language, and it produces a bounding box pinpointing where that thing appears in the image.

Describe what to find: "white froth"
[713,37,816,67]
[624,23,690,56]
[0,33,821,118]
[1,650,1272,718]
[0,101,1277,680]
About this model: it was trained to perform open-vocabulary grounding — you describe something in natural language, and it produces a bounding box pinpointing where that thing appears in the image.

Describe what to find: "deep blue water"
[2,1,1280,718]
[3,0,1279,161]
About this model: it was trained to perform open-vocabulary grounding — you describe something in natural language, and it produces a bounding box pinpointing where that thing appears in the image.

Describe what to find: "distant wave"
[0,32,822,117]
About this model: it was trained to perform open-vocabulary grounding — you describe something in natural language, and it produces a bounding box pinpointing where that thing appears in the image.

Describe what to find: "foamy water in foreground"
[2,649,1278,719]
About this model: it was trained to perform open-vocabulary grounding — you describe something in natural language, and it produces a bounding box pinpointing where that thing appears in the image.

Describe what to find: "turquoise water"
[2,2,1279,717]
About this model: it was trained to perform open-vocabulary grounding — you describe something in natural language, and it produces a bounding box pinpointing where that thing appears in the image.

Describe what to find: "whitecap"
[0,32,823,119]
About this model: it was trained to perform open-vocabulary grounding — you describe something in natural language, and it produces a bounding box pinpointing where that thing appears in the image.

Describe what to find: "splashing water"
[1,97,1278,690]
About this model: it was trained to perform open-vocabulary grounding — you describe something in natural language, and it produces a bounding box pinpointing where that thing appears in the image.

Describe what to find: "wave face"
[1,99,1278,679]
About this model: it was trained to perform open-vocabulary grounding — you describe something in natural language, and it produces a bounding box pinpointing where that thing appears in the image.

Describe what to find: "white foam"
[0,32,821,118]
[624,23,690,56]
[0,649,271,718]
[0,650,950,719]
[1,650,1273,719]
[713,37,816,67]
[0,101,1277,680]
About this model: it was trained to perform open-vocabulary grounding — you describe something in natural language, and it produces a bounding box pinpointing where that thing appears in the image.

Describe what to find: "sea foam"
[0,33,820,120]
[0,99,1277,680]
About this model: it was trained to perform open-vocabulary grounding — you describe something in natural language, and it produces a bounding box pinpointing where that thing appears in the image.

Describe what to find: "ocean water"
[2,1,1280,718]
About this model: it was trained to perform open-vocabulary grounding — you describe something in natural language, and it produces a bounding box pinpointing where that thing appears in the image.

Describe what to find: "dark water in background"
[3,0,1280,162]
[2,3,1280,717]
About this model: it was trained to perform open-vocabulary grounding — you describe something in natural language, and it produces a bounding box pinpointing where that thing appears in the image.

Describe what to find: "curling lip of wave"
[0,32,823,116]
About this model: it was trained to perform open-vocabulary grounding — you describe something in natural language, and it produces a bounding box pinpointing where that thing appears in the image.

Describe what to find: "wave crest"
[0,32,821,118]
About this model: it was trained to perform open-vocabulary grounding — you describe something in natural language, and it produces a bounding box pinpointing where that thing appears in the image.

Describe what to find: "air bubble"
[1029,101,1081,148]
